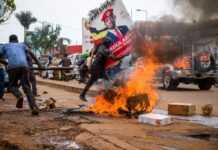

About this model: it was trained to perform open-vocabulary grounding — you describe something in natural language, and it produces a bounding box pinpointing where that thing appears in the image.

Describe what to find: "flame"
[174,56,191,69]
[89,42,159,116]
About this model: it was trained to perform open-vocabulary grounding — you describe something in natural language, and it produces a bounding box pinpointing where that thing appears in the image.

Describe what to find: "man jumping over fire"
[80,37,122,101]
[80,7,132,101]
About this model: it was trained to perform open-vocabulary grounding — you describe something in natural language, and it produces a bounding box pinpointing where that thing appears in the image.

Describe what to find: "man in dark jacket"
[80,37,120,101]
[26,49,40,96]
[59,53,72,67]
[59,53,72,79]
[0,35,41,116]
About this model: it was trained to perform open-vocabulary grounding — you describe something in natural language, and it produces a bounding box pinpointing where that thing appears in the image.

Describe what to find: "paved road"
[157,84,218,115]
[1,84,218,150]
[38,78,218,116]
[37,77,218,116]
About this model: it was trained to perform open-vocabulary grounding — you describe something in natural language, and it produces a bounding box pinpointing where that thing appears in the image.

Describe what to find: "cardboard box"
[168,103,196,116]
[138,113,173,126]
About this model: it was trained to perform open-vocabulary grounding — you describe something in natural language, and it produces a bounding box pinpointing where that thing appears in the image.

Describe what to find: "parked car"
[160,50,218,90]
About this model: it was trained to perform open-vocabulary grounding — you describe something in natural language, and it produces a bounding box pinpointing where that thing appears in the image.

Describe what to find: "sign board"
[82,18,93,53]
[83,0,133,69]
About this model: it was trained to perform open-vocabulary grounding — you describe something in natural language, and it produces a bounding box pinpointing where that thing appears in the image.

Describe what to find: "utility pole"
[136,9,148,39]
[136,9,148,22]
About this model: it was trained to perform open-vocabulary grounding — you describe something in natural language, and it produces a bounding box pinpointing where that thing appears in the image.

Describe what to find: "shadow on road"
[158,87,200,92]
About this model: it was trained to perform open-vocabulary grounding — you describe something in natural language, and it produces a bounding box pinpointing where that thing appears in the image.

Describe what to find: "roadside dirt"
[0,85,218,150]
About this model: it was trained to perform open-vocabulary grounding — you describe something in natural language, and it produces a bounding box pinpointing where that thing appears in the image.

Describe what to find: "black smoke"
[174,0,218,21]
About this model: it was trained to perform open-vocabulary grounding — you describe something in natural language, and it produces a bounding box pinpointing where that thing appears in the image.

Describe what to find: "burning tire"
[198,80,212,90]
[163,75,179,90]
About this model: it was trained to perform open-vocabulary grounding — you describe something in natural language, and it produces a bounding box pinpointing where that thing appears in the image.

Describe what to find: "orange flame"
[89,42,159,116]
[174,56,191,69]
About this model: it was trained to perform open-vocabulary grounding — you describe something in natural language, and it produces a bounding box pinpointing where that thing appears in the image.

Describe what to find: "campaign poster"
[84,0,133,69]
[82,18,93,53]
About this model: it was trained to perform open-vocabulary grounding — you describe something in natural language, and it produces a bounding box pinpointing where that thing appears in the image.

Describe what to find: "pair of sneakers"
[16,98,39,116]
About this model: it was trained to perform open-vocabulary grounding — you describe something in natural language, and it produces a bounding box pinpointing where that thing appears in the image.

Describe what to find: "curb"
[37,80,98,96]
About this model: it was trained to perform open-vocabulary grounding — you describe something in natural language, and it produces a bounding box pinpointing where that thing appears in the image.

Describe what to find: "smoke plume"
[174,0,218,21]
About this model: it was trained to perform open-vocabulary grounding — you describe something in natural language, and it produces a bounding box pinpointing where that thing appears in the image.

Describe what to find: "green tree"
[0,0,16,23]
[15,10,37,39]
[29,24,61,54]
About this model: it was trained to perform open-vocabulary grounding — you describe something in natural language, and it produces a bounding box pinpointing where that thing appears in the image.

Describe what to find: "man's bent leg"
[80,75,98,101]
[29,71,38,96]
[8,68,24,108]
[21,68,39,115]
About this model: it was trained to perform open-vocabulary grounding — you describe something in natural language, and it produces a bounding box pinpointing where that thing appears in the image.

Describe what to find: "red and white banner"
[83,0,133,69]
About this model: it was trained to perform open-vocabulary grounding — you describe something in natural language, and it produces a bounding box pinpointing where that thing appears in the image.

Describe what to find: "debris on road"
[168,103,196,116]
[118,94,150,118]
[63,105,93,116]
[0,84,218,149]
[153,109,218,128]
[36,97,56,110]
[103,89,117,103]
[138,113,173,126]
[201,104,213,116]
[48,136,80,150]
[42,91,48,94]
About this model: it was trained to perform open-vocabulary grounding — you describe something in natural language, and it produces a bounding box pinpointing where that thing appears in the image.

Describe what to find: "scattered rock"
[202,104,213,116]
[37,97,56,110]
[43,91,48,94]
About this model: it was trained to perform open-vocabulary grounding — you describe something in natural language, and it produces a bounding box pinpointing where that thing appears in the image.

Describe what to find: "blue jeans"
[0,68,5,98]
[106,64,122,80]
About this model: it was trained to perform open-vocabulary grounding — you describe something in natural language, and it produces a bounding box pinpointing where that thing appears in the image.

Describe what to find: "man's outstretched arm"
[27,50,42,68]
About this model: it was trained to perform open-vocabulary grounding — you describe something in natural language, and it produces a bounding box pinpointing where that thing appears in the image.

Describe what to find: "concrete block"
[138,113,173,126]
[168,103,196,116]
